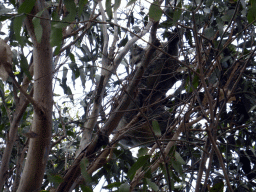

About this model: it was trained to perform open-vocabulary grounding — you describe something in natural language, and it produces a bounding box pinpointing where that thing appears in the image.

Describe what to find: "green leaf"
[204,28,215,39]
[81,44,92,58]
[221,9,234,22]
[210,180,224,192]
[60,67,74,101]
[172,160,183,176]
[145,178,159,191]
[78,0,88,18]
[106,0,112,20]
[114,0,121,11]
[32,10,44,43]
[247,6,256,23]
[185,29,193,46]
[53,45,61,55]
[0,15,13,22]
[137,148,148,157]
[63,0,76,22]
[69,62,80,79]
[172,3,182,24]
[152,120,161,137]
[119,182,130,192]
[127,155,150,180]
[118,35,128,48]
[144,167,152,178]
[20,54,32,80]
[18,0,36,14]
[216,17,224,35]
[142,179,147,191]
[170,169,181,182]
[69,53,75,62]
[105,182,122,189]
[79,66,86,89]
[62,67,68,82]
[126,0,137,7]
[175,151,186,164]
[13,15,26,46]
[160,163,174,189]
[149,1,162,22]
[192,74,200,90]
[69,62,80,88]
[80,158,92,183]
[80,184,93,192]
[47,174,64,185]
[66,130,75,137]
[143,15,148,26]
[50,27,62,48]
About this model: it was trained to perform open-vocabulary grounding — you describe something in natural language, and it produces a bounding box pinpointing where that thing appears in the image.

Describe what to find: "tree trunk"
[17,1,53,191]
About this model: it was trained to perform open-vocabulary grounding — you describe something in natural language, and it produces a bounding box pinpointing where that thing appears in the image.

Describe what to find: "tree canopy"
[0,0,256,191]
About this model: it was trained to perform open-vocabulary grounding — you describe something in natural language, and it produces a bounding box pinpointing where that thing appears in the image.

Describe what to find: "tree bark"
[17,0,53,191]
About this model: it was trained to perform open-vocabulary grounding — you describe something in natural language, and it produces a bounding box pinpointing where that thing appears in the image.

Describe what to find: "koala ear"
[0,39,12,81]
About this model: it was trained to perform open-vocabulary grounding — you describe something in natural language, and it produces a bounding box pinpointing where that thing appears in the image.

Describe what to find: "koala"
[129,44,145,69]
[116,31,180,147]
[0,39,12,81]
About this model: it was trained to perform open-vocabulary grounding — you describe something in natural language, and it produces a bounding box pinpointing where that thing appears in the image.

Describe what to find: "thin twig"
[206,124,233,192]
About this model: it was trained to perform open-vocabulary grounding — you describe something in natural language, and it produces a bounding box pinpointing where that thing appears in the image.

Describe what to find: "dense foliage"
[0,0,256,191]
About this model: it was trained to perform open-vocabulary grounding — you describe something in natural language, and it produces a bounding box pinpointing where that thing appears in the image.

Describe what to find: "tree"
[0,0,256,191]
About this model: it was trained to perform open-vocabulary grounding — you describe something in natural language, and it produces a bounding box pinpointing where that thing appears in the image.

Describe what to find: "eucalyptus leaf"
[32,10,45,43]
[80,185,93,192]
[79,66,86,89]
[152,120,161,137]
[20,54,32,80]
[221,9,235,22]
[126,0,137,7]
[146,178,159,191]
[114,0,121,11]
[173,3,182,24]
[80,158,92,184]
[119,182,130,192]
[137,148,148,158]
[0,15,13,21]
[63,0,76,22]
[50,27,62,48]
[61,67,74,101]
[127,155,150,180]
[18,0,36,14]
[149,1,162,22]
[118,36,128,47]
[47,174,64,186]
[210,180,224,192]
[204,28,215,39]
[172,160,183,176]
[106,0,112,20]
[13,15,26,46]
[175,151,186,165]
[78,0,88,18]
[105,182,122,189]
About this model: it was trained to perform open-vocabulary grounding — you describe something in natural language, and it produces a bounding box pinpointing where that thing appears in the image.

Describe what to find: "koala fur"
[0,39,12,81]
[117,32,180,147]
